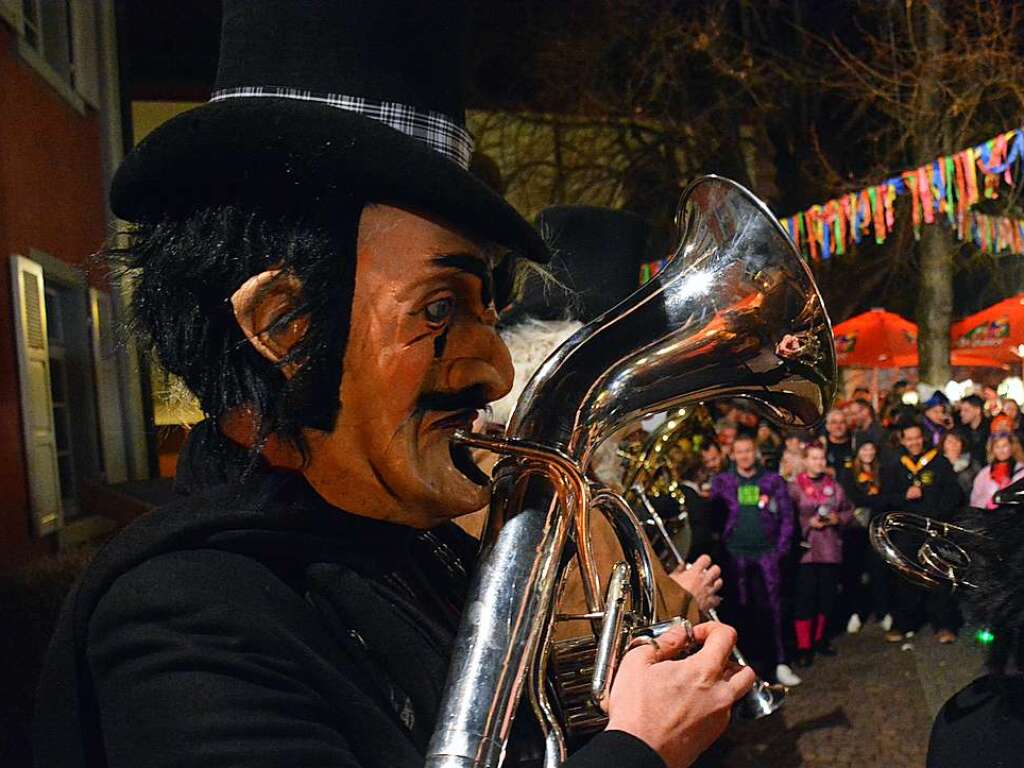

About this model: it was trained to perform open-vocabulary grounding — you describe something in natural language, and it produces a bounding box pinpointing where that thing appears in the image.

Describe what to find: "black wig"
[107,203,361,464]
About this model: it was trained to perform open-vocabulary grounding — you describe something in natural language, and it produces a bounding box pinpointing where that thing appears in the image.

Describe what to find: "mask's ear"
[230,269,308,377]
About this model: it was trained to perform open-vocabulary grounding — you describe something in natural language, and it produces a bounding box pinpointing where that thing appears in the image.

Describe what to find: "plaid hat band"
[210,86,475,169]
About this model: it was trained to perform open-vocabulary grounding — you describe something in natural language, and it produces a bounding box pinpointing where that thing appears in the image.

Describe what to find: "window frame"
[16,36,85,114]
[29,250,106,526]
[9,0,101,114]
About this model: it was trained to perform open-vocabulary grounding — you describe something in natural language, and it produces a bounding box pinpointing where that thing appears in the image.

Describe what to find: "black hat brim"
[111,98,548,263]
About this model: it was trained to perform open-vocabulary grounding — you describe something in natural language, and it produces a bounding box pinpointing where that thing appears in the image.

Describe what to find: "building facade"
[0,1,148,573]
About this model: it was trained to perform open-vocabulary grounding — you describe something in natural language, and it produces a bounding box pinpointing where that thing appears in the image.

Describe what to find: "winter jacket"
[957,420,990,463]
[970,462,1024,510]
[948,455,982,499]
[710,467,795,556]
[928,674,1024,768]
[879,449,963,520]
[789,473,854,564]
[849,467,885,514]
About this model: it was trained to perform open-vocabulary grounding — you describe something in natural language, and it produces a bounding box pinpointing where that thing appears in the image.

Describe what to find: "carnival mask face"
[304,205,513,527]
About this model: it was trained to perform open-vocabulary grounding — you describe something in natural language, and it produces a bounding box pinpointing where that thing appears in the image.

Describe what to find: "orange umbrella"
[833,308,917,408]
[951,294,1024,365]
[835,308,1006,369]
[834,308,1006,407]
[833,308,917,368]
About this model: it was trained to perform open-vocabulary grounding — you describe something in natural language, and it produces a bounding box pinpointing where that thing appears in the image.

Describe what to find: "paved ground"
[708,622,987,768]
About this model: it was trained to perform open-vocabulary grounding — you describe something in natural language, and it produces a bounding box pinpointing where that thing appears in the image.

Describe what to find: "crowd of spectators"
[625,384,1024,689]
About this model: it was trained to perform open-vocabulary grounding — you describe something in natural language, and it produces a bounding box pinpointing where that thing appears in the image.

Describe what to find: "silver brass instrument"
[869,512,986,590]
[426,175,836,768]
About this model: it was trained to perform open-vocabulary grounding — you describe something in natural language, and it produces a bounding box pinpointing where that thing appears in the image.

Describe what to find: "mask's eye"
[425,297,455,325]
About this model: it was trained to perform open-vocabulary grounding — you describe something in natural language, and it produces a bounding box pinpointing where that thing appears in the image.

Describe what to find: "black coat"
[33,470,662,768]
[957,420,990,464]
[824,438,855,491]
[879,450,964,520]
[928,674,1024,768]
[848,474,886,519]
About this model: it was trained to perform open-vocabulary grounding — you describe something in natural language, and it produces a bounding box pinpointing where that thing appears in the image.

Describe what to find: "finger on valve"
[623,621,697,668]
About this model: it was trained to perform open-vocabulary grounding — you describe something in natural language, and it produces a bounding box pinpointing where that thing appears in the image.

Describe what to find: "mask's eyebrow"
[433,252,494,308]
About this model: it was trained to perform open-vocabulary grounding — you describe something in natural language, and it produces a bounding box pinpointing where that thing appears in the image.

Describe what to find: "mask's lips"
[430,408,479,432]
[449,440,491,487]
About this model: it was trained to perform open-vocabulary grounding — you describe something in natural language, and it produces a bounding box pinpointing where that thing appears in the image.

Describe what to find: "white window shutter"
[90,288,128,484]
[10,255,62,536]
[0,0,22,31]
[69,0,99,108]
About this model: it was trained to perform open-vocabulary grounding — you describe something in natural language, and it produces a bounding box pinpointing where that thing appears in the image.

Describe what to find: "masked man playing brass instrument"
[34,4,753,768]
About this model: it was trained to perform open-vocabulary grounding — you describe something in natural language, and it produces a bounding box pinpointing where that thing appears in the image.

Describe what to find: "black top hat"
[502,206,660,324]
[111,0,547,263]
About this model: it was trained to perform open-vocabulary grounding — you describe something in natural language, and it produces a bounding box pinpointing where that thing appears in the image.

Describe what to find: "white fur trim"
[490,318,583,427]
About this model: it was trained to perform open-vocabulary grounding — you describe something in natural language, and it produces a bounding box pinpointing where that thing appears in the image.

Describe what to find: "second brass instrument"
[869,512,986,591]
[621,408,697,566]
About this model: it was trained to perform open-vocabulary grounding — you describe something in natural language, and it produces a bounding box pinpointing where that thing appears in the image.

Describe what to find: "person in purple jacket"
[789,442,854,668]
[711,433,801,687]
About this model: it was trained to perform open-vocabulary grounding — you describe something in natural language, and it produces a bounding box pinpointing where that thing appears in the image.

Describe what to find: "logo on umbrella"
[836,333,857,354]
[957,317,1010,348]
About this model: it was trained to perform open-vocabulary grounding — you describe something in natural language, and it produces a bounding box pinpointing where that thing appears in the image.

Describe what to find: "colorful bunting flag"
[780,127,1024,260]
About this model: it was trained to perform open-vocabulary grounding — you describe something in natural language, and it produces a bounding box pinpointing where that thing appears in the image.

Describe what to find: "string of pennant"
[638,126,1024,285]
[778,126,1024,261]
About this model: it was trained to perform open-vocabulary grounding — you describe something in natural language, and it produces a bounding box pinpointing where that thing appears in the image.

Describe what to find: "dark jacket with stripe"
[879,449,963,520]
